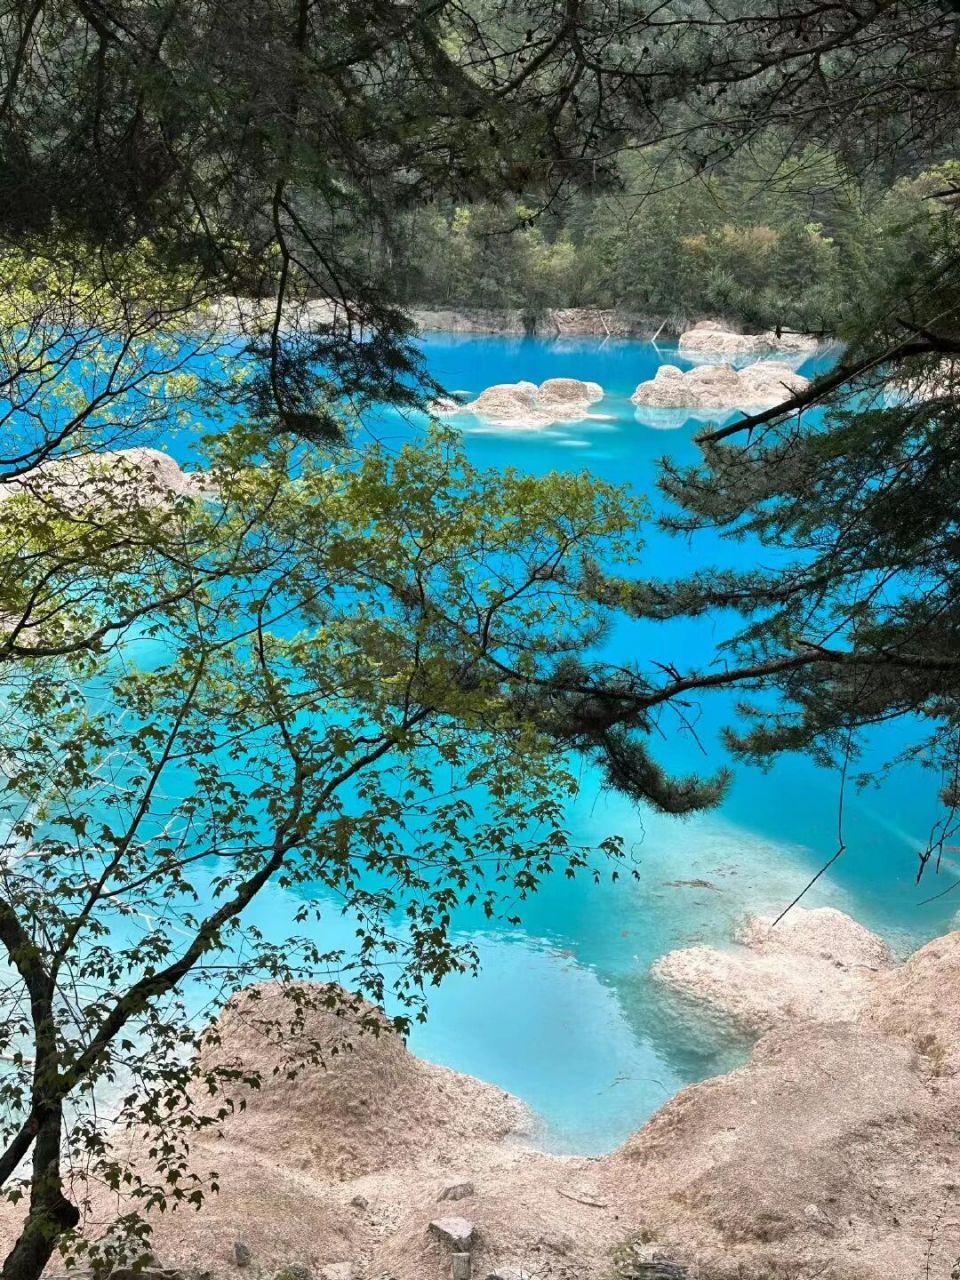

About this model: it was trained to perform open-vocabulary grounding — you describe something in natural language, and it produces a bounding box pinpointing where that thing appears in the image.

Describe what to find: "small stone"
[439,1181,475,1202]
[350,1195,369,1211]
[485,1270,537,1280]
[452,1254,471,1280]
[233,1242,252,1268]
[625,1249,688,1279]
[429,1217,476,1251]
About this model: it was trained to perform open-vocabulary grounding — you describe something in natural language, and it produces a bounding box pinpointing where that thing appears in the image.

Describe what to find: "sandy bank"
[3,916,959,1280]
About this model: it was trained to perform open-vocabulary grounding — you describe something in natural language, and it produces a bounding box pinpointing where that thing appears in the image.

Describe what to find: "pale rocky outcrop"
[438,377,604,428]
[410,307,532,336]
[631,361,808,421]
[678,319,821,358]
[6,925,960,1280]
[652,907,893,1033]
[204,294,357,336]
[601,1020,960,1280]
[410,306,665,338]
[0,447,212,512]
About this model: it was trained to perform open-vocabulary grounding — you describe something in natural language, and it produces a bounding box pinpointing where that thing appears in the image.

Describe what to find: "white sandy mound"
[69,983,630,1280]
[373,1157,629,1280]
[678,320,821,358]
[0,447,211,511]
[436,378,603,428]
[631,361,807,414]
[197,985,527,1181]
[652,907,892,1032]
[0,931,957,1280]
[601,1020,960,1280]
[863,929,960,1075]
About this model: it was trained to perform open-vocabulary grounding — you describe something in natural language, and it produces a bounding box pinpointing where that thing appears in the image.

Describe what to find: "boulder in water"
[537,376,604,408]
[678,320,821,358]
[435,378,604,428]
[652,906,892,1033]
[631,361,807,416]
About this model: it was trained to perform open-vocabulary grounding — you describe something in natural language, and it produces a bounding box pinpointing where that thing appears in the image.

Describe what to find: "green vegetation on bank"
[395,146,960,335]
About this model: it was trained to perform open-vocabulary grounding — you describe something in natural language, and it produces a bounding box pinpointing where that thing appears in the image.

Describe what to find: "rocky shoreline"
[408,307,670,339]
[7,909,958,1280]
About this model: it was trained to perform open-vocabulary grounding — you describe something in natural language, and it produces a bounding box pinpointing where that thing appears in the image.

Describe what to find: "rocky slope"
[609,918,960,1279]
[3,914,959,1280]
[410,307,667,338]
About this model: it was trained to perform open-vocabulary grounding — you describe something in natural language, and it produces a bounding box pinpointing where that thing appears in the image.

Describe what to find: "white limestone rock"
[631,361,808,417]
[678,320,821,358]
[435,378,604,428]
[651,907,893,1033]
[0,447,213,512]
[429,1217,477,1251]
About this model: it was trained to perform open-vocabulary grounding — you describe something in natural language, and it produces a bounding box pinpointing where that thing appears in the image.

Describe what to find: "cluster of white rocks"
[678,319,821,359]
[434,377,604,428]
[630,360,809,428]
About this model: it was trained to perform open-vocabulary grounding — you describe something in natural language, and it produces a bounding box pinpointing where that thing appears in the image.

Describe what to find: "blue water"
[328,334,958,1153]
[51,334,960,1154]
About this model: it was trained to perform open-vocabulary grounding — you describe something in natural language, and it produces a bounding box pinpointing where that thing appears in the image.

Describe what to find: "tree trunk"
[1,1106,78,1280]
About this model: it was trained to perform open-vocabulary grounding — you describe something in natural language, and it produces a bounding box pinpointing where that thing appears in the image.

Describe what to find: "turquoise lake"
[85,334,960,1154]
[347,334,958,1154]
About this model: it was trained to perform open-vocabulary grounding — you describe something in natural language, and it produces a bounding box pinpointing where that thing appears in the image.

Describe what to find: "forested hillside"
[393,146,960,334]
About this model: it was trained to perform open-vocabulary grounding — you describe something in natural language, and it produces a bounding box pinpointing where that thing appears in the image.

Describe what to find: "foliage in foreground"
[0,420,730,1277]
